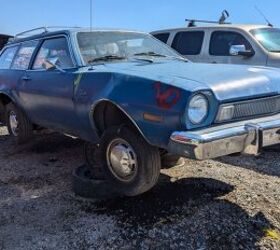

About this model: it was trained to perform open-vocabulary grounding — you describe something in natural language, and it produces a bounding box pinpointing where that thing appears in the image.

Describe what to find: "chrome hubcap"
[106,138,138,182]
[9,111,19,136]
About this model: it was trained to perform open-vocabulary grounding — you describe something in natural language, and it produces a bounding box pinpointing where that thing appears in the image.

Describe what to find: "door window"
[153,33,170,43]
[0,46,18,69]
[171,31,204,55]
[32,37,74,70]
[209,31,252,56]
[11,41,38,70]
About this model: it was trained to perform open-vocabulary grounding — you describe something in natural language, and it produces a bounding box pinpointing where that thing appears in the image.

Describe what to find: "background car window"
[153,33,170,43]
[0,35,12,51]
[11,41,38,70]
[0,46,18,69]
[209,31,252,56]
[171,31,204,55]
[33,37,74,70]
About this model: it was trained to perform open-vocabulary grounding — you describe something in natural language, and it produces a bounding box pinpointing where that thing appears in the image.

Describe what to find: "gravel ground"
[0,125,279,250]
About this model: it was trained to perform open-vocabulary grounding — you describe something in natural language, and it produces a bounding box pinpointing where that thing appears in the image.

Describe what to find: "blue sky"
[1,0,279,35]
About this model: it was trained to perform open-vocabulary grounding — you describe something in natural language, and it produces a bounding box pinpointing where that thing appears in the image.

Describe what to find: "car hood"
[105,60,280,102]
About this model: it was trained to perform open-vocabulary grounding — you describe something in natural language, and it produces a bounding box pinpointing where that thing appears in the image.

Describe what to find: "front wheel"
[98,126,161,196]
[5,103,33,144]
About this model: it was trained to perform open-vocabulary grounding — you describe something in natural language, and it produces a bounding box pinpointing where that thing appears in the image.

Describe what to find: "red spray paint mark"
[155,82,181,109]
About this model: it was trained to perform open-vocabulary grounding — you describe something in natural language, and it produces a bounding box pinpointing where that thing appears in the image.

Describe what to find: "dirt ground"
[0,125,279,250]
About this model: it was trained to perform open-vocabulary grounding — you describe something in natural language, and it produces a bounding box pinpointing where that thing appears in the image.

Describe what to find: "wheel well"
[0,94,12,124]
[0,93,12,106]
[92,101,142,138]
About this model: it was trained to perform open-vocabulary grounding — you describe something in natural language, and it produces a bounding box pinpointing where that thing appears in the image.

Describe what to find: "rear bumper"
[168,114,280,160]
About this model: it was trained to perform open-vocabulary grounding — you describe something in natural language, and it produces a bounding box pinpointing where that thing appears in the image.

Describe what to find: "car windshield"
[251,28,280,52]
[76,31,183,65]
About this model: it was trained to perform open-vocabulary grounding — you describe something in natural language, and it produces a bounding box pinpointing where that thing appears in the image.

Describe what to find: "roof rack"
[186,10,231,27]
[13,26,81,40]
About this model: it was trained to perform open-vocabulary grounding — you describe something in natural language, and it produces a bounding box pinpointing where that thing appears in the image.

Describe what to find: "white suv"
[152,25,280,68]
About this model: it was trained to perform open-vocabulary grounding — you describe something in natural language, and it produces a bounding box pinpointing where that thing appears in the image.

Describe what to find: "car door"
[208,30,266,65]
[170,31,205,62]
[18,36,78,133]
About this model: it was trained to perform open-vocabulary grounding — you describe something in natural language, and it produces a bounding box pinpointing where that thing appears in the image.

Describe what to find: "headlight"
[188,94,208,124]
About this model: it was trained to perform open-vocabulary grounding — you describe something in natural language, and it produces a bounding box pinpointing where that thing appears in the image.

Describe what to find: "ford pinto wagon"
[1,27,280,196]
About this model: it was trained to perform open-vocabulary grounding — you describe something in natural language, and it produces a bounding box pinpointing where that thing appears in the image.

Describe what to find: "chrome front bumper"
[168,114,280,160]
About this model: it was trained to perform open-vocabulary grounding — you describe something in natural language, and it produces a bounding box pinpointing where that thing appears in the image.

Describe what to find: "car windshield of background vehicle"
[251,28,280,52]
[76,31,183,65]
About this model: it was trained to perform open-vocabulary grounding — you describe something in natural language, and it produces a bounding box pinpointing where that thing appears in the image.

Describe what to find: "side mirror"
[43,57,65,73]
[229,45,254,57]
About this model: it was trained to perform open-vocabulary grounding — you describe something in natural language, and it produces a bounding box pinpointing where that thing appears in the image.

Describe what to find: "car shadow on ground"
[0,127,276,249]
[78,176,272,249]
[217,146,280,178]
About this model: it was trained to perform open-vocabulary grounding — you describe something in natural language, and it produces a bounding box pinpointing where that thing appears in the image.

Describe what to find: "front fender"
[88,74,189,148]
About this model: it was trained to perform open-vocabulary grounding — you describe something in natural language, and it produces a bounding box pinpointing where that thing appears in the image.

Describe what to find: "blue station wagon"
[1,27,280,196]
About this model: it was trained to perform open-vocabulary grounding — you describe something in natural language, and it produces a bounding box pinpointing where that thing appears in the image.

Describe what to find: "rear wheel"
[5,103,33,144]
[98,126,161,196]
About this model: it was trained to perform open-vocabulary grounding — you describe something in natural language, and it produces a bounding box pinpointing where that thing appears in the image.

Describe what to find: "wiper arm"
[133,51,167,57]
[133,51,188,62]
[88,55,126,63]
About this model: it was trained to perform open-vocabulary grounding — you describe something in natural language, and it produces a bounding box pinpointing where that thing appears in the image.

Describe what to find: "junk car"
[1,27,280,196]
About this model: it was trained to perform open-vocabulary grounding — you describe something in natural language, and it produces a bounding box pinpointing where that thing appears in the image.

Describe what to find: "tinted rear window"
[171,31,204,55]
[153,33,170,43]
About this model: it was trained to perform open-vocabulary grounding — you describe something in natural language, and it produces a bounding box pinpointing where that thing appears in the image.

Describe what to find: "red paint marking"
[155,82,181,109]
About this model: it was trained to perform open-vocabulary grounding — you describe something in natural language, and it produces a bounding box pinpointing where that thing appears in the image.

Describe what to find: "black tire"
[98,126,161,196]
[5,103,33,144]
[84,142,106,180]
[161,153,185,169]
[72,165,119,200]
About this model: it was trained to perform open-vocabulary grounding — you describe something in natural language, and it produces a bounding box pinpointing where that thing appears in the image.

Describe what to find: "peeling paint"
[155,81,181,109]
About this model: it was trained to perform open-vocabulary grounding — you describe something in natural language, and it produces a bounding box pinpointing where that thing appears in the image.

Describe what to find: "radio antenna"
[90,0,93,30]
[255,5,273,27]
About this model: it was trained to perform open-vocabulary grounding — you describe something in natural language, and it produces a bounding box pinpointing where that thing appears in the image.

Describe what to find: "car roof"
[7,28,147,45]
[151,24,272,34]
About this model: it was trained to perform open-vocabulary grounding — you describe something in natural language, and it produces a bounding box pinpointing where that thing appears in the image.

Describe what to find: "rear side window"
[0,46,18,69]
[153,33,170,43]
[209,31,252,56]
[32,37,74,70]
[11,40,38,70]
[171,31,204,55]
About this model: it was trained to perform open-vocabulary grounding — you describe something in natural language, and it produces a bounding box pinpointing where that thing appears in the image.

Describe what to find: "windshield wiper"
[88,55,126,63]
[133,51,188,62]
[133,51,167,57]
[270,50,280,53]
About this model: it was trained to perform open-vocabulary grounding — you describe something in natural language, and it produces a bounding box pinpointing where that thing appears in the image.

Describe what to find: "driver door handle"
[22,76,31,81]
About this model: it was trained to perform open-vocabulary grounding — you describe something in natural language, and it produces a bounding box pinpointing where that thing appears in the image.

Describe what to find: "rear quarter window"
[0,46,18,69]
[171,31,204,55]
[11,40,38,70]
[153,33,170,43]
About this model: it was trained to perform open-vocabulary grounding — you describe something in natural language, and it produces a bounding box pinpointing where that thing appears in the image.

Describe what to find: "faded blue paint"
[1,29,280,149]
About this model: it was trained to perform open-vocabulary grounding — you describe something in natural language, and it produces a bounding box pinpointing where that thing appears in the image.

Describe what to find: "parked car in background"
[0,34,12,51]
[2,27,280,196]
[152,24,280,68]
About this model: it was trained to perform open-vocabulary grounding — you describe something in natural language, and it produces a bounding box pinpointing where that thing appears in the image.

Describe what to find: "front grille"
[232,95,280,120]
